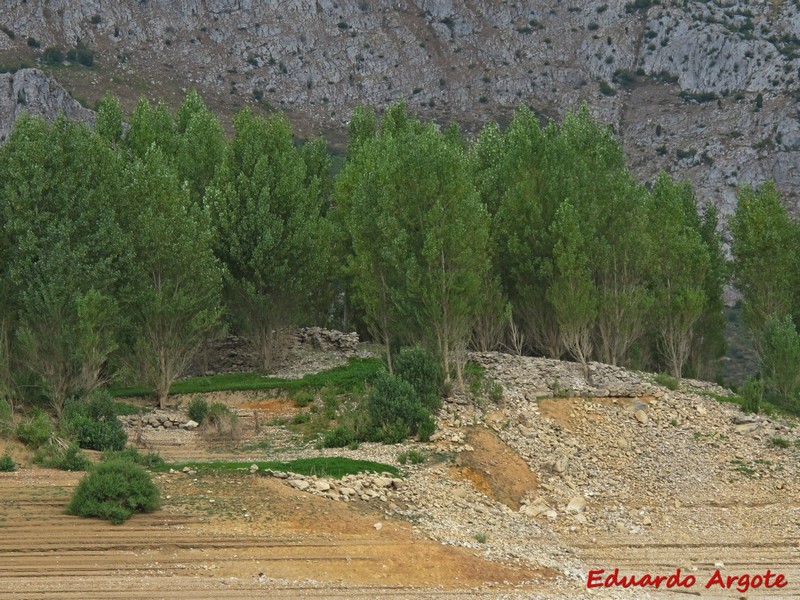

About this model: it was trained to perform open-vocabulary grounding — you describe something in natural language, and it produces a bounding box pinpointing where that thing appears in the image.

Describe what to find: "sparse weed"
[398,448,427,465]
[654,373,679,390]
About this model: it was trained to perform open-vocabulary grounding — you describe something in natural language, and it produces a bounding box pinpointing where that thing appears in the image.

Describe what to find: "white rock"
[566,496,586,514]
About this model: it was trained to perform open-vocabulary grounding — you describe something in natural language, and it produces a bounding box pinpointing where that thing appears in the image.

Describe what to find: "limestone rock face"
[0,68,94,143]
[0,0,798,212]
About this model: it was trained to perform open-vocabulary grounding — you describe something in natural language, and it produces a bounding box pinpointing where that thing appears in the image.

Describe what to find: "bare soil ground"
[4,382,800,599]
[0,468,549,599]
[0,395,556,599]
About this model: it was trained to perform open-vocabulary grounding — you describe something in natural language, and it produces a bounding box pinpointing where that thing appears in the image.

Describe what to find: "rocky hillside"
[0,0,799,213]
[119,346,800,598]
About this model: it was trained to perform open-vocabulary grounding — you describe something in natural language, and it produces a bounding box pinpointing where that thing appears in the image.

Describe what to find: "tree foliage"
[337,103,490,384]
[0,116,127,416]
[207,109,332,371]
[121,148,222,408]
[730,182,798,353]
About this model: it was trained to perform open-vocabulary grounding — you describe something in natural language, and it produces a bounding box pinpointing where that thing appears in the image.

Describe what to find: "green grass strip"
[153,457,400,479]
[109,357,384,398]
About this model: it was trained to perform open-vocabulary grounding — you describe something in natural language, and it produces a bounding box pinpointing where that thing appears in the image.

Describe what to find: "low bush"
[366,372,433,442]
[292,390,316,407]
[654,372,679,390]
[397,448,426,465]
[16,409,53,449]
[394,345,443,412]
[64,391,127,451]
[67,460,160,524]
[202,402,240,439]
[741,378,763,414]
[35,443,92,471]
[322,424,356,448]
[0,453,16,472]
[187,396,209,424]
[101,447,164,469]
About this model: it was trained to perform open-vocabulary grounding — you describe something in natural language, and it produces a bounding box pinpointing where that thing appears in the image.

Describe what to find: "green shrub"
[0,453,16,472]
[366,372,433,441]
[202,402,240,438]
[377,421,410,444]
[64,392,127,451]
[292,412,310,425]
[292,390,316,408]
[36,443,92,471]
[16,409,53,449]
[41,47,64,65]
[417,410,436,442]
[741,378,763,414]
[101,447,164,469]
[770,437,790,449]
[322,388,339,420]
[322,424,356,448]
[187,396,209,424]
[394,345,443,412]
[599,80,616,96]
[67,460,160,524]
[654,372,679,390]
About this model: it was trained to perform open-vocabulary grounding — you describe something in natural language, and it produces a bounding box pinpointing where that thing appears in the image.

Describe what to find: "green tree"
[689,203,728,378]
[0,116,127,417]
[174,90,225,204]
[207,109,331,371]
[490,110,561,358]
[647,174,709,378]
[125,97,177,160]
[339,104,490,385]
[95,94,123,146]
[121,149,222,408]
[730,182,797,354]
[761,315,800,407]
[547,200,597,376]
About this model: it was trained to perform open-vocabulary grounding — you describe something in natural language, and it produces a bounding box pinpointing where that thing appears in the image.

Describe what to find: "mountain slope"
[0,0,798,212]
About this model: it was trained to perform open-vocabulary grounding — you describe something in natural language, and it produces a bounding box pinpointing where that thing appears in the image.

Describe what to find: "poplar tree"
[647,174,710,378]
[338,104,490,385]
[0,116,127,417]
[121,149,222,408]
[730,181,797,354]
[207,109,332,371]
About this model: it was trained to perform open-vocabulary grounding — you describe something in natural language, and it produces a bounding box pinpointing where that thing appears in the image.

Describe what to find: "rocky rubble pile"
[119,410,198,431]
[470,352,662,400]
[469,352,800,537]
[261,468,402,504]
[185,328,362,377]
[293,327,359,352]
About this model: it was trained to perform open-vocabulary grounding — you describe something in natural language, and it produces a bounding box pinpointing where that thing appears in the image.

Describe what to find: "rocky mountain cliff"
[0,0,798,213]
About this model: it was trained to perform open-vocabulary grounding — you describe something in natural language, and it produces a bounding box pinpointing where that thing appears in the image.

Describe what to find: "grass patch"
[770,437,790,449]
[154,457,400,479]
[109,358,383,398]
[653,372,679,390]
